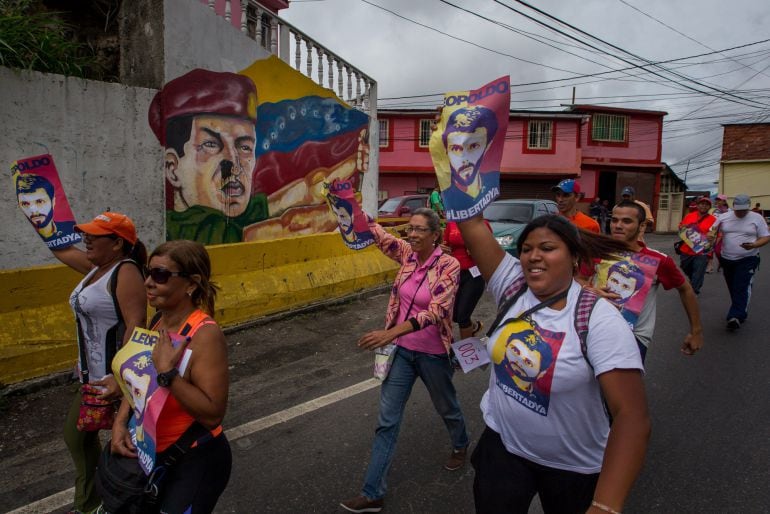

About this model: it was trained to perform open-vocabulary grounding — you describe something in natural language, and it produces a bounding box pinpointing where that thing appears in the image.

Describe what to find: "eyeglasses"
[145,267,189,284]
[405,226,431,234]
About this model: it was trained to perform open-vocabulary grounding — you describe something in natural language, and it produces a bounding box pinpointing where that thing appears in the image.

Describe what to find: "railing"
[203,0,376,116]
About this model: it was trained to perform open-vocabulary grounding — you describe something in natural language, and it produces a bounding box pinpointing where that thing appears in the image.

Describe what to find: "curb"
[1,284,391,399]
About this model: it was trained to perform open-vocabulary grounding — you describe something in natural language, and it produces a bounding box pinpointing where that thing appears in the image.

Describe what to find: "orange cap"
[75,212,137,245]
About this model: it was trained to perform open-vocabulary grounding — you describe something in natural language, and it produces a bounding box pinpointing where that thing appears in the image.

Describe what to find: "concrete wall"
[164,0,272,79]
[0,232,399,385]
[0,67,164,269]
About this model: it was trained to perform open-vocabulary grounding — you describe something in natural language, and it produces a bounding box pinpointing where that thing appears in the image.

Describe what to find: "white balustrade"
[207,1,376,115]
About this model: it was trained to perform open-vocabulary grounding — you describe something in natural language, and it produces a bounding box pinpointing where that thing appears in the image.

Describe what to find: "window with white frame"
[528,120,553,150]
[378,119,389,148]
[591,113,628,142]
[418,119,433,147]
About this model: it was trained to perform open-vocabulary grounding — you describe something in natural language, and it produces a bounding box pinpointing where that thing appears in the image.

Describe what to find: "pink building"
[378,104,666,226]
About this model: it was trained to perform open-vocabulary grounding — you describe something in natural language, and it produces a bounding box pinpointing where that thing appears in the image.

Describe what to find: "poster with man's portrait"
[325,178,374,250]
[591,251,661,330]
[429,76,510,221]
[678,224,712,254]
[11,154,81,250]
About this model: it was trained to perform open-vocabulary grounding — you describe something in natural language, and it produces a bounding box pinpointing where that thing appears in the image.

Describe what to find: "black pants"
[471,427,599,514]
[158,434,232,514]
[452,269,485,328]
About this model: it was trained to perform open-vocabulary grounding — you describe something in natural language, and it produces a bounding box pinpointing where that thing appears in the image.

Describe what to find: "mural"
[11,154,82,250]
[429,76,510,221]
[149,56,370,245]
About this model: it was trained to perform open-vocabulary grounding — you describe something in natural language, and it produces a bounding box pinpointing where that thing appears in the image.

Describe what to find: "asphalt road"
[1,234,768,513]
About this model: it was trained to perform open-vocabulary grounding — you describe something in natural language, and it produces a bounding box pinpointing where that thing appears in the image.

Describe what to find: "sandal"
[471,320,484,337]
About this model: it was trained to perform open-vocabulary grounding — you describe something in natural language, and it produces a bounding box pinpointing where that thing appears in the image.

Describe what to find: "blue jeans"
[719,255,760,321]
[361,346,469,500]
[680,254,709,294]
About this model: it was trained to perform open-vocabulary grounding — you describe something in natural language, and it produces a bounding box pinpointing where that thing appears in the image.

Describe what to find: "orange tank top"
[152,310,223,452]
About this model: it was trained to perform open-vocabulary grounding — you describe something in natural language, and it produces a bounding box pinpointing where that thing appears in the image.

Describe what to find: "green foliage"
[0,0,98,77]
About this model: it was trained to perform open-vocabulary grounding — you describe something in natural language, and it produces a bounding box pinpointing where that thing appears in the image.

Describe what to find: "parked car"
[484,199,559,256]
[377,194,430,226]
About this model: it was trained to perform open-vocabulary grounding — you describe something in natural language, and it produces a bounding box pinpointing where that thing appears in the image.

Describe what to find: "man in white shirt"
[711,194,770,330]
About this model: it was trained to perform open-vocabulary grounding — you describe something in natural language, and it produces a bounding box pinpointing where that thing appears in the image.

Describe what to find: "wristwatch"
[156,368,179,388]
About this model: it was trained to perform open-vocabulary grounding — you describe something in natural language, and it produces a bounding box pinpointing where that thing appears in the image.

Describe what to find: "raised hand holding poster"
[325,178,374,250]
[429,76,510,221]
[11,154,81,250]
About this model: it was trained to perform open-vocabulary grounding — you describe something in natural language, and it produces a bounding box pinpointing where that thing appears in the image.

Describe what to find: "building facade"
[379,104,667,228]
[720,123,770,211]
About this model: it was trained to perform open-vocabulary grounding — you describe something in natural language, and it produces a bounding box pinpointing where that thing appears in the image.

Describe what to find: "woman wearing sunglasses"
[341,208,468,514]
[111,240,231,513]
[49,211,147,514]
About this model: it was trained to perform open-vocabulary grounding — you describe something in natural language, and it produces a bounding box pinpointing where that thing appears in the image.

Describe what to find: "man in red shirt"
[678,196,716,295]
[582,200,703,360]
[551,179,600,233]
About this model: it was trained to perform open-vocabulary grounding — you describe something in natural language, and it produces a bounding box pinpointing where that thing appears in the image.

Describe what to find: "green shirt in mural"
[166,194,269,245]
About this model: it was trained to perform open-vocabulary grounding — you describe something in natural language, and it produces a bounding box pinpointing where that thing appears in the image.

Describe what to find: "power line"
[616,0,770,80]
[497,0,770,109]
[358,0,587,76]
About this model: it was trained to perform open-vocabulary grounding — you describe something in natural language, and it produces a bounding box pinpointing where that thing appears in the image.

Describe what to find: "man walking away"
[711,194,770,330]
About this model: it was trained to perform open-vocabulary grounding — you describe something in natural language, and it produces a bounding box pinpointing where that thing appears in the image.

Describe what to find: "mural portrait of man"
[149,68,268,244]
[16,173,75,242]
[440,106,499,211]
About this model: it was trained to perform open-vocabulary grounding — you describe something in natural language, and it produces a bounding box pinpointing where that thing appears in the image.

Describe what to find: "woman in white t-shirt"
[458,213,649,514]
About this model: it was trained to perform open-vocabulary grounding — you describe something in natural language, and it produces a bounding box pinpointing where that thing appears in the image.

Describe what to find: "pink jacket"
[369,221,460,352]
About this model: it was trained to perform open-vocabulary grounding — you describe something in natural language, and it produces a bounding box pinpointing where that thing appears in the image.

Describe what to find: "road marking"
[7,378,381,514]
[225,378,380,440]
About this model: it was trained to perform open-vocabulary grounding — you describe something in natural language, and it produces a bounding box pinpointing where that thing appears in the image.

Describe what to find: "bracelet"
[591,500,621,514]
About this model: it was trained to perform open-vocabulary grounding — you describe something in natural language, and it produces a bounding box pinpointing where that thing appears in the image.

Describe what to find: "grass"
[0,0,99,78]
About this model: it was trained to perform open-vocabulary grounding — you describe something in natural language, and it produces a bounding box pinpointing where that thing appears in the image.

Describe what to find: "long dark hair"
[517,215,630,266]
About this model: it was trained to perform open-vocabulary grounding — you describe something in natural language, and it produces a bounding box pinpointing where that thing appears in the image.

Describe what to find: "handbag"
[95,443,150,514]
[77,383,118,432]
[96,422,211,514]
[373,256,438,380]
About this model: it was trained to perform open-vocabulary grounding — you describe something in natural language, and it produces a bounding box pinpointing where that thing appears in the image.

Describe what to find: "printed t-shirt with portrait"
[481,253,642,473]
[628,245,685,349]
[712,210,770,260]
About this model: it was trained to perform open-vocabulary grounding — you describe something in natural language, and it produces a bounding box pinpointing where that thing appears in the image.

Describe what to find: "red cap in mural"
[148,69,258,145]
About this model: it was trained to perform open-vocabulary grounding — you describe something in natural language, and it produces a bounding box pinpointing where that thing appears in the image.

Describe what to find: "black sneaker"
[727,318,741,330]
[340,495,384,513]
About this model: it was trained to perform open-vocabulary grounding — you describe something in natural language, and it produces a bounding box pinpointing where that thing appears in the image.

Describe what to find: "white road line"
[225,378,380,440]
[7,378,380,514]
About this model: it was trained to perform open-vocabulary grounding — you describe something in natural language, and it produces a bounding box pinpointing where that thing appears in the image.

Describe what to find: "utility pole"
[684,159,690,187]
[572,86,576,105]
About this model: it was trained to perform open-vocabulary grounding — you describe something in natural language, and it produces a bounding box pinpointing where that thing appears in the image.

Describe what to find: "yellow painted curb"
[0,233,398,385]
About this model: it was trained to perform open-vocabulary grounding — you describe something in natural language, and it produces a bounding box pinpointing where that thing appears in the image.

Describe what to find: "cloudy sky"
[283,0,770,191]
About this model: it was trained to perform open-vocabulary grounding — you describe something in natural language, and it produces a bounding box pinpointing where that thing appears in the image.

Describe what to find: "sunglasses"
[145,267,189,284]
